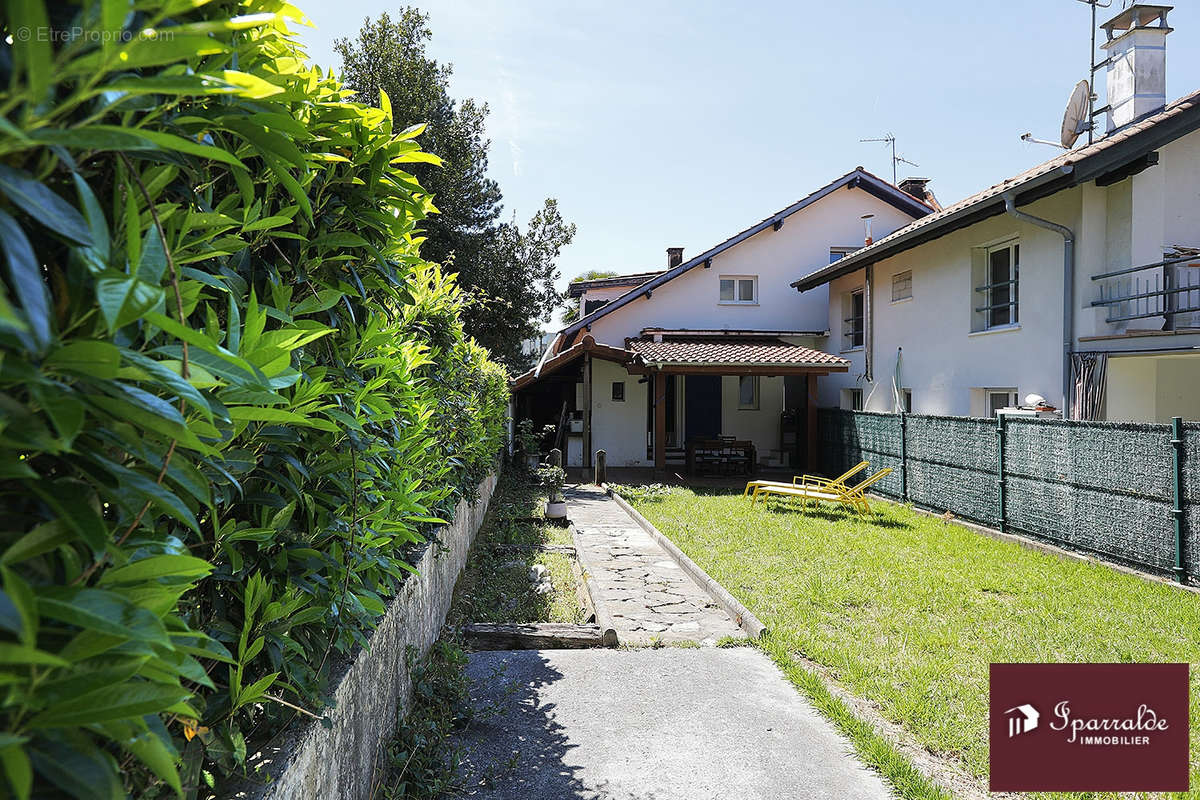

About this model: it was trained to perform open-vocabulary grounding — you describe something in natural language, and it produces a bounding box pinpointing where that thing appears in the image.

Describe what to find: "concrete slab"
[452,648,893,800]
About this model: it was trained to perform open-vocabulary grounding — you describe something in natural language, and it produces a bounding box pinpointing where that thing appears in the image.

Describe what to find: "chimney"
[1101,3,1172,133]
[898,177,942,211]
[666,247,684,269]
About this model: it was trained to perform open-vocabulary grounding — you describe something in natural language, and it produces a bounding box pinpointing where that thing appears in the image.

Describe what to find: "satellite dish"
[1061,80,1091,149]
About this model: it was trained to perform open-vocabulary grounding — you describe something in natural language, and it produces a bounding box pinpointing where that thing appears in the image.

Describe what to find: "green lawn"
[624,485,1200,800]
[447,470,584,627]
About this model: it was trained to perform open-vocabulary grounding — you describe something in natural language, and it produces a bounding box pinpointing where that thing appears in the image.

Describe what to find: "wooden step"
[463,622,614,650]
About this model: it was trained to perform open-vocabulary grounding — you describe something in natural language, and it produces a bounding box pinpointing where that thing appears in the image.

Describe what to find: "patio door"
[684,375,721,441]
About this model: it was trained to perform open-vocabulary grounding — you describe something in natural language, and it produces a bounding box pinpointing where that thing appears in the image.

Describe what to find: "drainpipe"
[864,264,874,385]
[1002,192,1075,419]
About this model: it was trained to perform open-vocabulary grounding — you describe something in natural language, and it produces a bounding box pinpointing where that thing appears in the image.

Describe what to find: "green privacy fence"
[819,409,1199,585]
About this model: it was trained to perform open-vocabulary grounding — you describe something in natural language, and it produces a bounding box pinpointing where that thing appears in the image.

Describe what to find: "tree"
[335,10,574,368]
[561,270,619,324]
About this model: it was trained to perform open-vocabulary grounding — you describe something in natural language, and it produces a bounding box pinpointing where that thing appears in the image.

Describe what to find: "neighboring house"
[566,270,664,319]
[793,4,1200,423]
[511,168,933,468]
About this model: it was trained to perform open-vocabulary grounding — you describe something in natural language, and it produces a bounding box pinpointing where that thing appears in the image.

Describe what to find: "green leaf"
[0,165,92,246]
[72,173,110,272]
[93,74,240,97]
[1,521,71,566]
[36,587,170,646]
[31,126,245,169]
[95,272,165,333]
[137,225,168,284]
[234,671,278,709]
[0,744,31,800]
[99,555,212,586]
[45,340,121,379]
[0,209,50,350]
[29,682,190,728]
[7,0,52,105]
[31,383,85,443]
[31,482,108,555]
[119,349,212,421]
[29,736,122,800]
[2,570,35,647]
[0,644,69,667]
[102,722,182,797]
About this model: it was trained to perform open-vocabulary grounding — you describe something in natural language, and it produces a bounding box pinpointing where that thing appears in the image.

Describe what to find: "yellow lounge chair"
[751,467,894,515]
[742,461,869,497]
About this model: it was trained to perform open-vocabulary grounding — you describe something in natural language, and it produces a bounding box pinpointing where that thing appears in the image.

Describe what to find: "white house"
[792,4,1200,424]
[512,168,933,468]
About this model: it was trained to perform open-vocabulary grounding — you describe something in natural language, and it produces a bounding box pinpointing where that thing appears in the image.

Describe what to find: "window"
[841,388,863,411]
[719,275,757,304]
[973,241,1019,330]
[987,389,1018,416]
[611,381,625,402]
[583,298,610,315]
[738,376,759,410]
[902,389,913,413]
[842,289,864,350]
[892,270,912,302]
[829,246,858,264]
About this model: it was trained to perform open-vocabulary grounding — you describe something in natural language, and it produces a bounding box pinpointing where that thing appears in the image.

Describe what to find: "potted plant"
[515,419,542,470]
[538,463,568,520]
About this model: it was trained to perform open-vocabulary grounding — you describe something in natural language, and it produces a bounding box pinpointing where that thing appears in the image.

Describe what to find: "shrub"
[0,1,507,797]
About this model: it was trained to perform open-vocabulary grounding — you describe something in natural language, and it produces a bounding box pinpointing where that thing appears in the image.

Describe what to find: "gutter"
[791,165,1077,292]
[1002,192,1074,418]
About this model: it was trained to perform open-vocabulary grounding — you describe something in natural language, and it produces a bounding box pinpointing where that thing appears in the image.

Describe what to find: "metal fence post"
[996,414,1007,533]
[1171,417,1186,584]
[899,412,908,502]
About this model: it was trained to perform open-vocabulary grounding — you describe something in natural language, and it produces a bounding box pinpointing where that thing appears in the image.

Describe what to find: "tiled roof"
[559,167,933,339]
[565,271,663,297]
[792,88,1200,291]
[627,337,849,368]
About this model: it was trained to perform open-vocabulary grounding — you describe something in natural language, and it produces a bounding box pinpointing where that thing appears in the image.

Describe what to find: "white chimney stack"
[1101,4,1173,134]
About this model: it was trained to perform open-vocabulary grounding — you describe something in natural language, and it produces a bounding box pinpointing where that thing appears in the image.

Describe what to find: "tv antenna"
[1021,0,1111,150]
[860,133,918,184]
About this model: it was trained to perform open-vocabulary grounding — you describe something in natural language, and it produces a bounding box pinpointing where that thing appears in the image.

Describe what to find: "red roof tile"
[627,337,848,368]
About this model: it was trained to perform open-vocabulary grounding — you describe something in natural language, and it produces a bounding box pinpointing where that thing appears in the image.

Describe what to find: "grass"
[626,486,1200,800]
[447,468,585,627]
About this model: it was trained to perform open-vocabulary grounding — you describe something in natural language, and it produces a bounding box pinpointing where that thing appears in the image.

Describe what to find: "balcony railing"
[1091,253,1200,328]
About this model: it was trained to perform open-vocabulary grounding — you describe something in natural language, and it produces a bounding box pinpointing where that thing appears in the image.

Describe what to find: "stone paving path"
[567,485,744,646]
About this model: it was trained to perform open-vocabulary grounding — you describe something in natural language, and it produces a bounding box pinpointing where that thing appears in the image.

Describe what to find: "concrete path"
[452,648,893,800]
[568,486,744,646]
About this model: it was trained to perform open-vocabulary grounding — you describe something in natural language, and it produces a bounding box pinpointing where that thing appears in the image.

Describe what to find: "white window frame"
[892,269,913,303]
[841,388,864,411]
[842,288,865,352]
[973,239,1020,331]
[737,376,759,410]
[719,275,758,305]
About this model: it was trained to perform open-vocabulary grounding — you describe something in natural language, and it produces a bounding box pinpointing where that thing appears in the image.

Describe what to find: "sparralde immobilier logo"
[990,663,1189,792]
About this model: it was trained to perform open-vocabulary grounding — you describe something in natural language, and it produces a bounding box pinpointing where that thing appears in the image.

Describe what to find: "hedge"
[0,1,508,797]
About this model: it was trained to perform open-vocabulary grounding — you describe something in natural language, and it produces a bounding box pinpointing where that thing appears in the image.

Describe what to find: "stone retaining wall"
[251,472,498,800]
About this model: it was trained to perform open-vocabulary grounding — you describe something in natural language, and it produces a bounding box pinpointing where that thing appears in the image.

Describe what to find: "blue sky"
[298,1,1200,324]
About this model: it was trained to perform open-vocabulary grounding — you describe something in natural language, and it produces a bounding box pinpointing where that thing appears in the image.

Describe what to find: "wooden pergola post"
[806,372,819,473]
[653,370,667,471]
[582,353,592,469]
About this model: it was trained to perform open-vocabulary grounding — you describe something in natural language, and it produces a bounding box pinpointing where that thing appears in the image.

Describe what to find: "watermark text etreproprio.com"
[9,27,175,44]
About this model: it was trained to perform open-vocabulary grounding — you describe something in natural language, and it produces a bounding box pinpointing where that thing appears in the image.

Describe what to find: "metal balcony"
[1091,253,1200,327]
